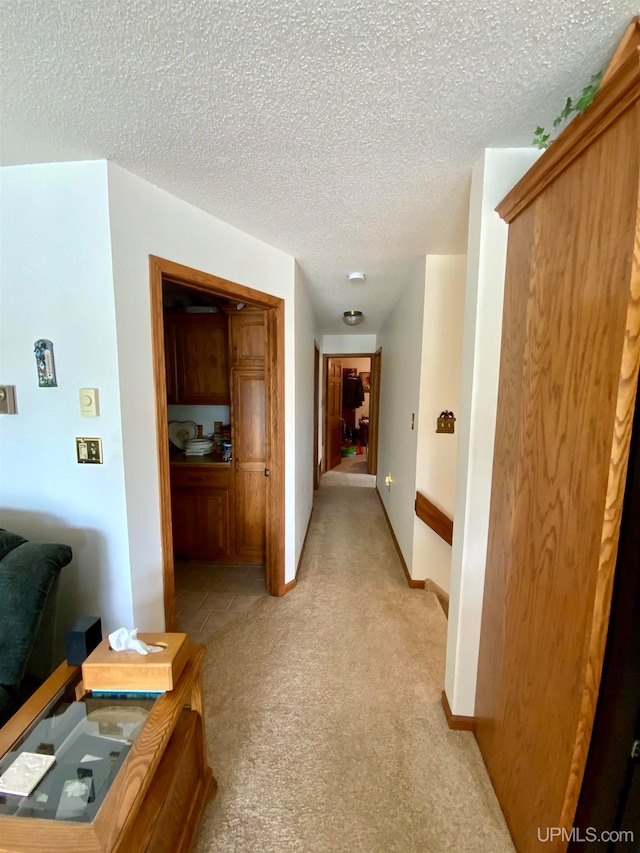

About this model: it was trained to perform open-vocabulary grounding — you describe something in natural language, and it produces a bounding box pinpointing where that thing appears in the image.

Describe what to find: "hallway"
[194,485,514,852]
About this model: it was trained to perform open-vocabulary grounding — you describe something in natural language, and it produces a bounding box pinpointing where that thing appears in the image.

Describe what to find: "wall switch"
[79,388,99,417]
[0,386,17,414]
[76,437,103,464]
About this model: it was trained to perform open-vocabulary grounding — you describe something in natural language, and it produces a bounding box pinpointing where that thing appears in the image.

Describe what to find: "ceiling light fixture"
[348,272,366,283]
[343,310,364,326]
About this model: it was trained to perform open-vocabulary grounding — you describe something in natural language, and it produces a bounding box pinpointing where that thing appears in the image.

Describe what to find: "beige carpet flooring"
[194,486,514,852]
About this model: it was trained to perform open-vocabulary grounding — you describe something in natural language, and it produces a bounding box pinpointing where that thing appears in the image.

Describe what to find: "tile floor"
[174,561,266,643]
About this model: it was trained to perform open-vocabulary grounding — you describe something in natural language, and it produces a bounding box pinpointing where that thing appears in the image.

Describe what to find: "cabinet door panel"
[234,373,266,463]
[177,315,230,404]
[234,472,266,559]
[229,310,265,367]
[199,489,230,559]
[232,370,266,561]
[171,488,202,560]
[171,486,229,560]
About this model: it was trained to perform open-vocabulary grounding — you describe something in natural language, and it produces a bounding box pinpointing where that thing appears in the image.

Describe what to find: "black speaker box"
[65,616,102,666]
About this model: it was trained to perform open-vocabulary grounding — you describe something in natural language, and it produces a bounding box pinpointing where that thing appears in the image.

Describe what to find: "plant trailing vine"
[532,71,603,149]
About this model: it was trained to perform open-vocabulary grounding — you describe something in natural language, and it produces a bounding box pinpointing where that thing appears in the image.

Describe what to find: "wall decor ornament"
[34,339,57,387]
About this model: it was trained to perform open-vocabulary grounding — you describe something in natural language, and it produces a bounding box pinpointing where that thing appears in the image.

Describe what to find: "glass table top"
[0,683,159,823]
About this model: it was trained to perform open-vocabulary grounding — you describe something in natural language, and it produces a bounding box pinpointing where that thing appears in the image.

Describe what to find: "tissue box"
[81,633,189,693]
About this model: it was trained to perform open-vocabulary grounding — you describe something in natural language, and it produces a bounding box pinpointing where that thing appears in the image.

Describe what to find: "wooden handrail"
[415,491,453,545]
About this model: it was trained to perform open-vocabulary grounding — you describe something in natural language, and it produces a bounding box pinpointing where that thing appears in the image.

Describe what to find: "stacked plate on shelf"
[184,437,214,456]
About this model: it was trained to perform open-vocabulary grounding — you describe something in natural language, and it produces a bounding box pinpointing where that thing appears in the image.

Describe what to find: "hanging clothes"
[342,370,365,409]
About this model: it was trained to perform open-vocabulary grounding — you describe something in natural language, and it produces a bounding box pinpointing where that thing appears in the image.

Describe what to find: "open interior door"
[326,357,342,471]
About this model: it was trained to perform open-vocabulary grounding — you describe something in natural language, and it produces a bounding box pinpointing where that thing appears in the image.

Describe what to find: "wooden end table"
[0,643,216,852]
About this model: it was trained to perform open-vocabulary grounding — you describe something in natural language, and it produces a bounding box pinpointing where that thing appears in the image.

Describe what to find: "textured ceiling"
[1,1,636,333]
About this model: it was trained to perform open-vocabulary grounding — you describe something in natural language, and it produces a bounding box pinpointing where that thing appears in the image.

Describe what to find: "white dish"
[168,421,198,450]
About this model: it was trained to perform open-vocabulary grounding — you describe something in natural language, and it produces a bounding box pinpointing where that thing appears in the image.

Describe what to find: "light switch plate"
[79,388,99,417]
[0,386,17,414]
[76,437,103,464]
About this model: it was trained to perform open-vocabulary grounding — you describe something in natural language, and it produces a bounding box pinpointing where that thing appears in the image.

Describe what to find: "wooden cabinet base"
[120,711,216,853]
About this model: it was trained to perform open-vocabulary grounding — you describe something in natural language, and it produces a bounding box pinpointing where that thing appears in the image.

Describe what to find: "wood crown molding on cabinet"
[497,37,640,224]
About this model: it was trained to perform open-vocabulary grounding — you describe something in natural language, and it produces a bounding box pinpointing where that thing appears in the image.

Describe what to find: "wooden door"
[367,348,381,475]
[474,58,640,853]
[177,314,230,404]
[326,358,342,471]
[232,370,266,561]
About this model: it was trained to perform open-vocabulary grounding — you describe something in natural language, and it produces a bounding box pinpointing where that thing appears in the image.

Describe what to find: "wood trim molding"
[149,256,177,630]
[375,488,425,589]
[441,690,476,732]
[415,491,453,545]
[149,255,286,615]
[158,256,282,309]
[497,46,640,223]
[264,304,286,596]
[295,507,314,580]
[284,579,297,593]
[601,16,640,87]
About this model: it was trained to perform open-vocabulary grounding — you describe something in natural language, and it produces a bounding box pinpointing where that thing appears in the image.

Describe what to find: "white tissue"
[108,627,164,655]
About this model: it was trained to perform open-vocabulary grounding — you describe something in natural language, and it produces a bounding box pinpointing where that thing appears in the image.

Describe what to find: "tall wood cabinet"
[229,308,267,562]
[474,22,640,853]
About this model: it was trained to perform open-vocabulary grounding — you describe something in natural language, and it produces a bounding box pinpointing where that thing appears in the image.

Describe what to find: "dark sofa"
[0,529,72,726]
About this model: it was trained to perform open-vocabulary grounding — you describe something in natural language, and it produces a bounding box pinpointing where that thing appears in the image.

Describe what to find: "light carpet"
[195,486,514,852]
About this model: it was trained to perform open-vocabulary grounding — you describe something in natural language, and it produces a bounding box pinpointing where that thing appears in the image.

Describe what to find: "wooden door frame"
[321,352,379,476]
[313,342,320,489]
[368,347,382,476]
[149,255,286,632]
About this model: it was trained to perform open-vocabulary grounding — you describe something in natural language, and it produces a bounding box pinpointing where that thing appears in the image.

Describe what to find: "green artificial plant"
[533,71,603,149]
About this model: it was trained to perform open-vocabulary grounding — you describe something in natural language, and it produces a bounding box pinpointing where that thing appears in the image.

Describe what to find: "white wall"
[376,260,427,570]
[323,334,377,354]
[0,162,134,653]
[412,255,466,591]
[0,158,301,657]
[106,162,298,620]
[293,263,320,568]
[445,149,541,716]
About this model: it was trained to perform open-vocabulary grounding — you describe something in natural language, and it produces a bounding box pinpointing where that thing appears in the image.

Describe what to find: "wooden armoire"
[474,19,640,853]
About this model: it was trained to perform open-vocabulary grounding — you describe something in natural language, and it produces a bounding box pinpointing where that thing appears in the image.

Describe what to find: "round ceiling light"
[348,272,366,283]
[343,310,364,326]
